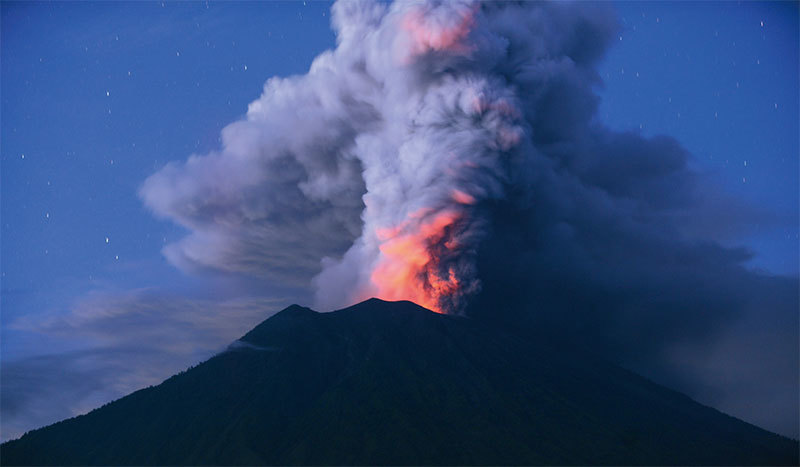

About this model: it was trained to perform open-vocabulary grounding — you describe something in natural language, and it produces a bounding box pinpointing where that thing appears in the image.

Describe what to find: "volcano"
[1,298,797,465]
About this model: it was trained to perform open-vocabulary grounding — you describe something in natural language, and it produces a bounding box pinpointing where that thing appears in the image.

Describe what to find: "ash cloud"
[140,0,798,437]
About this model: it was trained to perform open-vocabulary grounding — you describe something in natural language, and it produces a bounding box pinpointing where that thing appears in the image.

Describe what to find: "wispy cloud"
[1,290,285,441]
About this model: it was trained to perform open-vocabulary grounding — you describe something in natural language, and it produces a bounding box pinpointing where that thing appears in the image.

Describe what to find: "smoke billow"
[141,0,798,436]
[142,0,530,313]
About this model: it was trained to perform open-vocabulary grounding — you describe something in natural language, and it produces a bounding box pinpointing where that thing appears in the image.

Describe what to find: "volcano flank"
[2,298,797,465]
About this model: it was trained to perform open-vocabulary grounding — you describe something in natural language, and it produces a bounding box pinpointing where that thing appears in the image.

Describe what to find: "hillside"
[2,298,797,465]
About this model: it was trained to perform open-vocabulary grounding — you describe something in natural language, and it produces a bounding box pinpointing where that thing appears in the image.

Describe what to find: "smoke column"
[143,0,540,314]
[312,0,527,313]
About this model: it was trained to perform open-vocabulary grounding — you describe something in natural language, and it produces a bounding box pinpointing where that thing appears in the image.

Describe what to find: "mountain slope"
[2,298,797,465]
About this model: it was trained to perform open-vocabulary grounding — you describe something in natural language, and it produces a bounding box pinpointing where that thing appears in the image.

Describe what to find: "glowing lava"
[371,209,464,313]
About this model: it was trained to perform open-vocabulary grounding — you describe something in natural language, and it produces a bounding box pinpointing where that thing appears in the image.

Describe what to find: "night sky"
[1,1,797,441]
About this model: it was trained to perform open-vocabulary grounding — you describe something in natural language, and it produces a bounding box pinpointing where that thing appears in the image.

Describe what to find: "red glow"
[401,6,476,59]
[451,189,476,205]
[371,209,463,313]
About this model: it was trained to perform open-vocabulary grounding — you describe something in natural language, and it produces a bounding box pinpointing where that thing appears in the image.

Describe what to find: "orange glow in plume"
[371,209,464,313]
[451,189,476,205]
[401,6,476,59]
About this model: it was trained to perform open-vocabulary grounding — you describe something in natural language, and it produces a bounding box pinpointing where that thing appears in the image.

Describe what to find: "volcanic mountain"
[2,298,797,465]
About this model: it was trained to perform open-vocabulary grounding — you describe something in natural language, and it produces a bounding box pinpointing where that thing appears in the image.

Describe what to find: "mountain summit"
[2,298,797,465]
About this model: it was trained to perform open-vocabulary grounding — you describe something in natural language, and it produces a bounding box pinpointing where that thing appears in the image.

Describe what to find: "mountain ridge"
[2,298,797,465]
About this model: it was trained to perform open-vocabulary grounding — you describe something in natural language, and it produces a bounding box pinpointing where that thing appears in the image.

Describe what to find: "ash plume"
[140,0,798,437]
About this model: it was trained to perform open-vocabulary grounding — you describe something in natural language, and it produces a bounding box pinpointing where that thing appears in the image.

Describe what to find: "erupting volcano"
[128,0,798,449]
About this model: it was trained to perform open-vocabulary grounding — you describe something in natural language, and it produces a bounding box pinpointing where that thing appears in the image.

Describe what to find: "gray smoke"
[142,0,532,313]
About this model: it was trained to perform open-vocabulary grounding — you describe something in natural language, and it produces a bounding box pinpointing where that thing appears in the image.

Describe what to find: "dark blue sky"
[2,1,337,361]
[1,1,797,440]
[598,1,798,276]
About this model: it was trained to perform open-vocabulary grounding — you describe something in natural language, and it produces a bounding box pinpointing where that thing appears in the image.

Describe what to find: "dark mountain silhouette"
[2,298,797,465]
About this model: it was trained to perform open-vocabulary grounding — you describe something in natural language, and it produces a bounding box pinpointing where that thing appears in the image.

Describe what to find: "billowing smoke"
[143,0,534,313]
[140,0,798,436]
